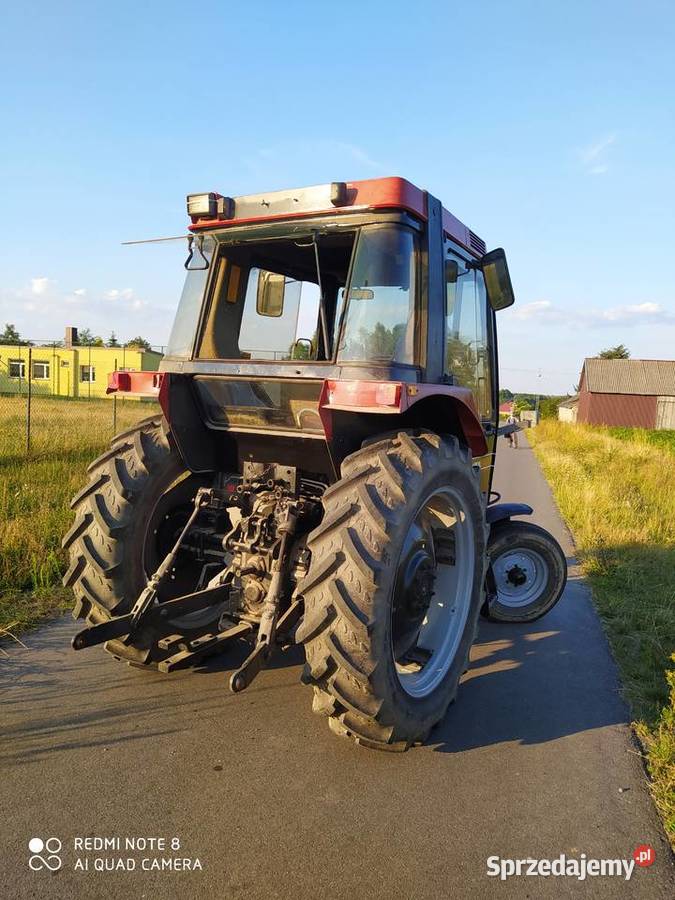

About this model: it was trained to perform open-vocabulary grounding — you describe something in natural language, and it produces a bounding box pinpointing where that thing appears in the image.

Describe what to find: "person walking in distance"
[506,413,519,449]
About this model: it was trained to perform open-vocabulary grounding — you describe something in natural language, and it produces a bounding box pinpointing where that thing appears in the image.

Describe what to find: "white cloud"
[105,288,135,300]
[589,301,671,324]
[243,139,388,181]
[0,276,157,345]
[505,298,673,328]
[31,276,54,295]
[580,134,615,163]
[579,134,615,175]
[103,287,148,312]
[331,142,382,170]
[64,287,88,305]
[509,299,560,322]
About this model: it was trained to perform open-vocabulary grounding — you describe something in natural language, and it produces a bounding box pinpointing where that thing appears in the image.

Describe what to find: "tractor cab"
[135,178,515,482]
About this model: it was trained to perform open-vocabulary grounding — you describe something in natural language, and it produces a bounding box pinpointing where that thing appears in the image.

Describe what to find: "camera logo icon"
[28,837,62,871]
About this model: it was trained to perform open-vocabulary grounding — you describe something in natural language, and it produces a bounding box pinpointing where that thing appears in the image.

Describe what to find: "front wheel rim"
[492,548,548,608]
[392,486,475,699]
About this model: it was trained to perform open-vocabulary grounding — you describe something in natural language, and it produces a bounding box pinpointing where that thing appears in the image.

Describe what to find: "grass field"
[607,425,675,456]
[0,395,160,633]
[529,420,675,844]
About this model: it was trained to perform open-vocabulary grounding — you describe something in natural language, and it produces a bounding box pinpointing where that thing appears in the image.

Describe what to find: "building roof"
[499,401,513,413]
[581,358,675,396]
[558,395,579,408]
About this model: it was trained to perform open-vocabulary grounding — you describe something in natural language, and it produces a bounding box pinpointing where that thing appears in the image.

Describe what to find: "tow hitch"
[71,463,319,690]
[230,504,299,692]
[71,487,223,653]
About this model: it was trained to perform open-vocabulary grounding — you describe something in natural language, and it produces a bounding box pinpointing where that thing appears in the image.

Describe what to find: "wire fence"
[0,340,162,458]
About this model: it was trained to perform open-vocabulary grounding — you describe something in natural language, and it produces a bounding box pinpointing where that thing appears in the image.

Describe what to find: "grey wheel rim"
[492,548,548,608]
[393,486,475,699]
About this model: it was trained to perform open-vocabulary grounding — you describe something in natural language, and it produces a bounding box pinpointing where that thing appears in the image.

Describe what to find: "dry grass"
[529,420,675,845]
[0,395,160,630]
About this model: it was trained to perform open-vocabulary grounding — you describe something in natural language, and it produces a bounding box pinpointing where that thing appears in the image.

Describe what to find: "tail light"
[324,380,402,410]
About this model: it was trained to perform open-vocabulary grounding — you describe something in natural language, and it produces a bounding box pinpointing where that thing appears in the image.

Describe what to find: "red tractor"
[64,177,565,750]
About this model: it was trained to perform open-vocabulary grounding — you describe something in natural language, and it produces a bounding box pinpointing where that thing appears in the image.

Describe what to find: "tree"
[539,396,565,419]
[107,331,120,348]
[513,395,534,415]
[1,323,23,345]
[77,328,104,347]
[598,344,630,359]
[349,321,406,362]
[498,388,514,402]
[126,335,152,351]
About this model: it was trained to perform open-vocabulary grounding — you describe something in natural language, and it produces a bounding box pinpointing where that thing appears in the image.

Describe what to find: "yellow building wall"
[0,345,162,398]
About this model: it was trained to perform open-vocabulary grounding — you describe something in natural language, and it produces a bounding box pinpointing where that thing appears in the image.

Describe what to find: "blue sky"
[1,0,673,393]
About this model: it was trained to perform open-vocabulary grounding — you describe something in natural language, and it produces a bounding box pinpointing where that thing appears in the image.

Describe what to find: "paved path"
[2,435,673,899]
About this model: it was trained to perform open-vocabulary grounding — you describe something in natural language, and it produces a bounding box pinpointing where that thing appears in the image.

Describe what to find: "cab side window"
[444,248,493,420]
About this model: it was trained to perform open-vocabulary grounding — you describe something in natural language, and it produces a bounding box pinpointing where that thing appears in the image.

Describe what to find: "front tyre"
[483,521,567,623]
[297,431,487,751]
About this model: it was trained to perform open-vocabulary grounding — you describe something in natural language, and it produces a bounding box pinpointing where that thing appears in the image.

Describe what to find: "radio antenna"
[121,235,191,246]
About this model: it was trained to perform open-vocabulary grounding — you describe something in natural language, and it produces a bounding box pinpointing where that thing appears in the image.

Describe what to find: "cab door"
[444,244,495,490]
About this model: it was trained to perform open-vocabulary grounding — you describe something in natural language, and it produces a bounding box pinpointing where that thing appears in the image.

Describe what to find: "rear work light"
[187,192,234,220]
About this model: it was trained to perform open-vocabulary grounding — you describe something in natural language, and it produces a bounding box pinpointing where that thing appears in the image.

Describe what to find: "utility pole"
[25,347,32,453]
[534,369,542,423]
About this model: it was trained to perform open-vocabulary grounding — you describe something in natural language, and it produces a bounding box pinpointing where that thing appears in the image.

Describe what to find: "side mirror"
[256,270,285,317]
[291,338,313,360]
[445,259,459,284]
[481,248,515,310]
[347,288,374,301]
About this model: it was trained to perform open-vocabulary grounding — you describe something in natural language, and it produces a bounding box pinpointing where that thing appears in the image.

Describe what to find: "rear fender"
[319,381,488,471]
[108,371,218,472]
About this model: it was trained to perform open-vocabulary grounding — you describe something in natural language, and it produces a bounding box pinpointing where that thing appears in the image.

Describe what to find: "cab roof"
[187,176,486,257]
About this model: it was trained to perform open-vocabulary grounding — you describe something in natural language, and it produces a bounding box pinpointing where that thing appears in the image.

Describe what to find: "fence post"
[112,356,117,435]
[25,347,32,454]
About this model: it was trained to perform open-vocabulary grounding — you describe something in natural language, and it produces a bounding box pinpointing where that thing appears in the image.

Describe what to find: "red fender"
[319,380,488,457]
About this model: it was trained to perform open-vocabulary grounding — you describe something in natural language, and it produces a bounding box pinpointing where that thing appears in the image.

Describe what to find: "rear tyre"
[62,416,218,666]
[297,430,487,751]
[483,521,567,623]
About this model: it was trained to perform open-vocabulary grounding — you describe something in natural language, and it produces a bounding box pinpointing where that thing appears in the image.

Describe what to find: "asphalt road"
[2,434,673,899]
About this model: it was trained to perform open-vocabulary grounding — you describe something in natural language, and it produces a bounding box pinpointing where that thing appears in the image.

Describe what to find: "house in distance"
[0,326,162,399]
[575,358,675,429]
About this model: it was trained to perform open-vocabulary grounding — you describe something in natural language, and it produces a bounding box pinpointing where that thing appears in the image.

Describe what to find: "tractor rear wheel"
[297,430,486,751]
[62,416,219,666]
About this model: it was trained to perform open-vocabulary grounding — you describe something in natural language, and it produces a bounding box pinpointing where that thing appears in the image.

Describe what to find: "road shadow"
[196,562,629,752]
[2,561,631,762]
[429,570,628,752]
